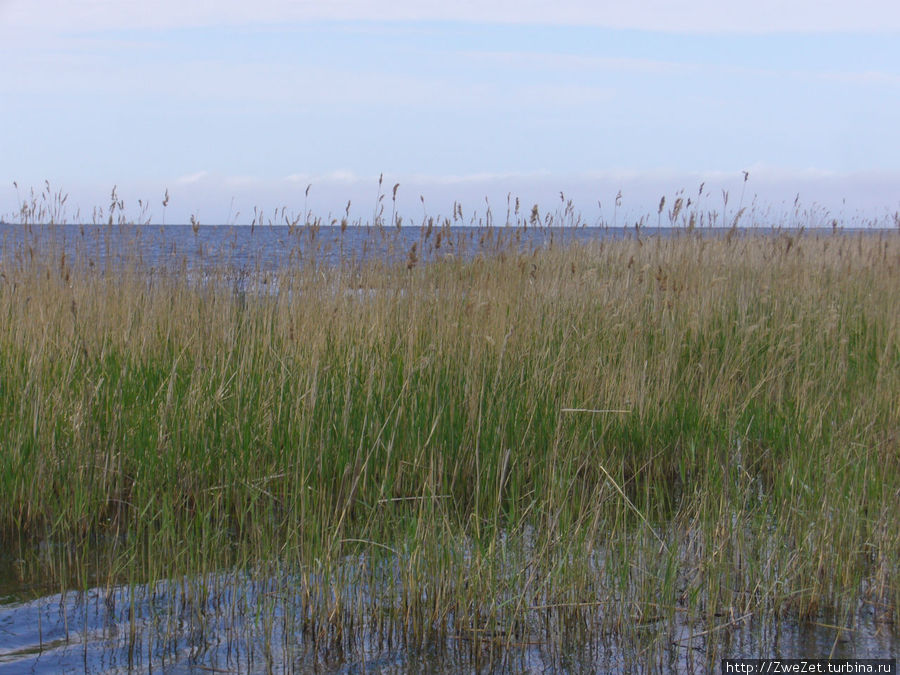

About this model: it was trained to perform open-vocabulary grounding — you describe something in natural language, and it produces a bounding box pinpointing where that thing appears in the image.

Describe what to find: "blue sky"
[2,1,899,225]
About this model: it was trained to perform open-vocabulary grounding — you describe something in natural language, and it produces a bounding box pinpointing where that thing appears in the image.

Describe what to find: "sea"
[0,222,886,278]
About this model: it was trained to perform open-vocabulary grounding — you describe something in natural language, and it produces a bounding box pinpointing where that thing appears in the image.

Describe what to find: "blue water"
[1,571,896,674]
[0,223,613,272]
[1,223,881,277]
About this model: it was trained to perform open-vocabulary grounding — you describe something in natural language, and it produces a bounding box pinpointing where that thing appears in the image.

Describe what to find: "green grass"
[0,224,898,667]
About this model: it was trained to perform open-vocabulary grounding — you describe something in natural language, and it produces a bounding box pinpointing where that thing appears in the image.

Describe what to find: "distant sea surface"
[0,223,888,276]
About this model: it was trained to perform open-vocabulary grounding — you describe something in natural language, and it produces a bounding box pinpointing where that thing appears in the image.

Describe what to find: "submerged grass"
[0,223,898,668]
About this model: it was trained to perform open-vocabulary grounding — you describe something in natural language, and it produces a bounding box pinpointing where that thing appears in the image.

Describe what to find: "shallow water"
[1,570,896,674]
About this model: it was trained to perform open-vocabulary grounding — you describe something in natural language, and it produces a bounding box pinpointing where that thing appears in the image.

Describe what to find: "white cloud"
[322,170,360,183]
[3,0,900,34]
[176,170,209,184]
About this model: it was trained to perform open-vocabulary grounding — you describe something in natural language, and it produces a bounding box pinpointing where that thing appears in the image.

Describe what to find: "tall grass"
[0,222,897,668]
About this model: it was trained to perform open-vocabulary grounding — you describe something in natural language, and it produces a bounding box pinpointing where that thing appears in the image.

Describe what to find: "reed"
[0,220,897,669]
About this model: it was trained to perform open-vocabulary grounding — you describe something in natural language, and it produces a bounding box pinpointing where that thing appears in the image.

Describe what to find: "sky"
[2,1,899,226]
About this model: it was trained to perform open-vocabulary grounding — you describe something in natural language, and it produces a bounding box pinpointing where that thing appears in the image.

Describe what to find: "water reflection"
[0,573,896,674]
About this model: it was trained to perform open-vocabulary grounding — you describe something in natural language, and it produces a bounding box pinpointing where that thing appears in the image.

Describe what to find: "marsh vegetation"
[0,210,898,671]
